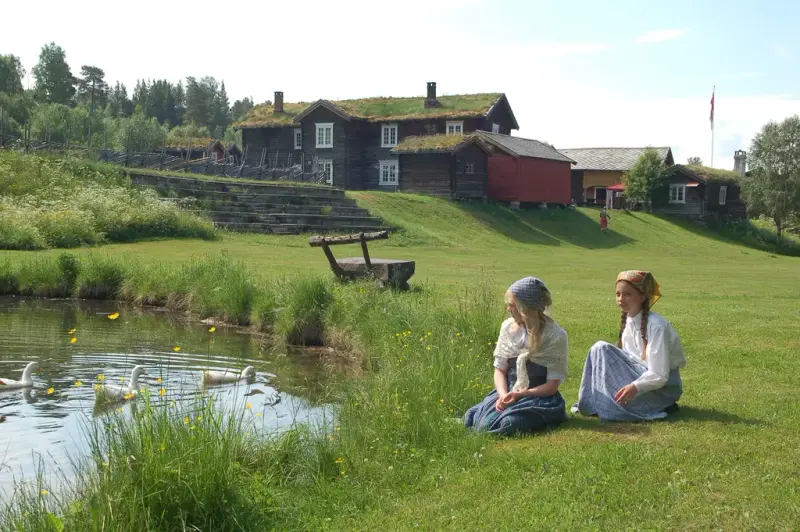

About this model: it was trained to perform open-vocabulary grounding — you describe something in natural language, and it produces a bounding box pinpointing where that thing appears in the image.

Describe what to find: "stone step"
[203,203,371,216]
[214,221,393,235]
[194,205,371,218]
[130,173,344,199]
[204,211,384,227]
[147,185,359,207]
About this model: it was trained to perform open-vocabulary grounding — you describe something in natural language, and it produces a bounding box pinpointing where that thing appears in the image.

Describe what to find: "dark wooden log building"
[234,82,519,190]
[391,134,491,198]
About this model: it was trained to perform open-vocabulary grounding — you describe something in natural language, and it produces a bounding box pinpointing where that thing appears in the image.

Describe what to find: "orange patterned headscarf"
[616,270,661,307]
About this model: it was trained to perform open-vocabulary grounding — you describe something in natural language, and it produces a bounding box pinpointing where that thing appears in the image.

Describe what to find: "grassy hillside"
[3,191,799,530]
[0,152,215,249]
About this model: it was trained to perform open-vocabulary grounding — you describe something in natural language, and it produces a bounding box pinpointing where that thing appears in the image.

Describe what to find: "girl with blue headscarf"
[464,277,569,435]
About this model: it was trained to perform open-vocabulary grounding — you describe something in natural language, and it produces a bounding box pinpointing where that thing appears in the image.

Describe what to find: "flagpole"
[710,85,715,167]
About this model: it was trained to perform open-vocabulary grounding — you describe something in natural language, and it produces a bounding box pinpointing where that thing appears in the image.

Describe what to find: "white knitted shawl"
[493,318,569,380]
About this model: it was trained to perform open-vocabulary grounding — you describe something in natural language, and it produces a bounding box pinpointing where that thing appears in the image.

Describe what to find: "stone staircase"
[130,172,389,235]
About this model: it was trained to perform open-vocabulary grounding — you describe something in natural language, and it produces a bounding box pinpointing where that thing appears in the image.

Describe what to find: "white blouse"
[492,318,568,382]
[622,311,686,393]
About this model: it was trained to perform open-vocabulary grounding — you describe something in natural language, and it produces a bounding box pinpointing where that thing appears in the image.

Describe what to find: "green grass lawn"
[3,192,799,530]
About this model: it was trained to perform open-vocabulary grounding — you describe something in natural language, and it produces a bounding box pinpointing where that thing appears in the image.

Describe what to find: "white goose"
[94,365,148,403]
[201,366,256,386]
[0,362,40,391]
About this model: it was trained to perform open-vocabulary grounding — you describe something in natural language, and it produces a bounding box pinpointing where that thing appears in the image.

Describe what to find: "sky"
[3,0,799,170]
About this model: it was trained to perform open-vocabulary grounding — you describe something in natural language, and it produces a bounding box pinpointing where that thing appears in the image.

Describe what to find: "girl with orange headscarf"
[572,271,686,421]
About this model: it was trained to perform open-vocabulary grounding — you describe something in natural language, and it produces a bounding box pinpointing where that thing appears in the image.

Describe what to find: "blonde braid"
[640,298,650,360]
[617,311,628,348]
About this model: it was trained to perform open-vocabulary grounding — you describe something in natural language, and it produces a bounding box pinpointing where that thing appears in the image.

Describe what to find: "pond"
[0,297,334,495]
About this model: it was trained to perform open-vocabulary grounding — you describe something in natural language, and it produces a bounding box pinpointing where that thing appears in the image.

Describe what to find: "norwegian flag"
[710,87,715,130]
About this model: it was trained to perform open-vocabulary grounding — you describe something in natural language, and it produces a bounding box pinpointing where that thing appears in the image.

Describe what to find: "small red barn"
[477,132,576,205]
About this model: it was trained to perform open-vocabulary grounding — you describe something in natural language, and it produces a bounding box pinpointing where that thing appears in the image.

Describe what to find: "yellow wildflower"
[173,346,181,352]
[108,312,120,320]
[334,457,344,464]
[123,393,134,400]
[74,380,82,387]
[97,374,105,381]
[245,402,252,409]
[40,489,49,496]
[155,377,162,384]
[159,388,166,397]
[70,337,77,344]
[208,326,216,333]
[183,416,190,425]
[116,407,123,413]
[68,328,76,335]
[256,412,262,417]
[47,387,54,395]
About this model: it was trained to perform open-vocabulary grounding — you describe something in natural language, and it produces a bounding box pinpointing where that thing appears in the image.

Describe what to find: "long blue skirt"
[464,360,566,436]
[576,341,682,421]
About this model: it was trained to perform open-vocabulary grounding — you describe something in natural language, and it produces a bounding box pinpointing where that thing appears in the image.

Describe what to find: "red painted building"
[477,132,576,204]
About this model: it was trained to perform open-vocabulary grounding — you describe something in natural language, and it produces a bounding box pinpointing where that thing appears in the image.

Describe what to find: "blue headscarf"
[509,277,549,311]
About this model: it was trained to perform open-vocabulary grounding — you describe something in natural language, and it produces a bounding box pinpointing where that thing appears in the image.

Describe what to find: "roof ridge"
[560,146,671,150]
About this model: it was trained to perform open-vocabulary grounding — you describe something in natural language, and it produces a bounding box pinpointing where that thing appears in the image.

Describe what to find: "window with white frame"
[317,159,333,184]
[719,185,728,205]
[492,123,500,134]
[379,160,398,186]
[381,123,398,148]
[465,162,475,174]
[669,184,686,203]
[446,121,463,135]
[315,123,333,148]
[293,128,302,150]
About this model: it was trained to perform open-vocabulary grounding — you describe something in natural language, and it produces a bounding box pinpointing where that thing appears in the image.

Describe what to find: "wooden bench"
[308,231,415,290]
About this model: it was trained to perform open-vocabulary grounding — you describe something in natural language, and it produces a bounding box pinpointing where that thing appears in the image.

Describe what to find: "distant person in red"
[600,206,610,232]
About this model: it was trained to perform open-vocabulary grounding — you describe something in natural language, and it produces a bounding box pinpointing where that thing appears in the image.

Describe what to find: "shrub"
[33,206,103,248]
[16,256,65,297]
[0,258,19,295]
[57,253,81,296]
[277,276,334,345]
[177,254,256,325]
[76,255,126,299]
[0,201,48,250]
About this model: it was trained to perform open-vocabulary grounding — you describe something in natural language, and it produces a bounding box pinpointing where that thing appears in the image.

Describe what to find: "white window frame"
[315,122,333,148]
[446,121,464,135]
[381,123,398,148]
[293,128,302,150]
[317,159,333,185]
[379,160,398,186]
[491,123,500,134]
[719,185,728,205]
[465,161,475,175]
[669,184,686,204]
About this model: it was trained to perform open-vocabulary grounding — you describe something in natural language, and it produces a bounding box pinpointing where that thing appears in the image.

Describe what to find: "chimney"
[424,82,440,109]
[273,91,284,114]
[733,149,747,176]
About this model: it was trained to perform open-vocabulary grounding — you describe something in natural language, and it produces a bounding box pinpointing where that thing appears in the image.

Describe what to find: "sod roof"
[391,134,487,154]
[164,137,216,149]
[675,164,742,184]
[235,93,505,129]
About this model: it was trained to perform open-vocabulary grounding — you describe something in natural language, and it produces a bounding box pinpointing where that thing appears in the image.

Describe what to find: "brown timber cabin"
[234,82,519,190]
